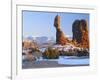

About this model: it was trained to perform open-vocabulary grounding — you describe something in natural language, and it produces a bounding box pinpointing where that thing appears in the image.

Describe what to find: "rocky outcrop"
[54,15,68,45]
[22,39,38,49]
[72,19,89,49]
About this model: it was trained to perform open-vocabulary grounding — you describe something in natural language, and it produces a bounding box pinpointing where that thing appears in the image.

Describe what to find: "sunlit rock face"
[72,19,89,49]
[22,40,37,49]
[54,15,68,45]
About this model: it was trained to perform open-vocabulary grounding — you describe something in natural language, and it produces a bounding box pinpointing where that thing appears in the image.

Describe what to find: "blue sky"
[22,11,89,39]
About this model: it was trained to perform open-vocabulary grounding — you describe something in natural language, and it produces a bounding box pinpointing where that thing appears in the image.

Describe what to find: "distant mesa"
[54,15,69,45]
[35,36,48,44]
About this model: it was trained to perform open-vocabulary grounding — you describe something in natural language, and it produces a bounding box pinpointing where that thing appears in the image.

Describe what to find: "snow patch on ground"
[58,56,89,65]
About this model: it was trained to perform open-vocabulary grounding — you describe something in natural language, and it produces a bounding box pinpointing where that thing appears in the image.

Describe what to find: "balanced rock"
[72,19,89,49]
[54,15,68,45]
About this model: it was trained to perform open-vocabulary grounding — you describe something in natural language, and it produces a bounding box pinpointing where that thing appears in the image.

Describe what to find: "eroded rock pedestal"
[54,15,68,45]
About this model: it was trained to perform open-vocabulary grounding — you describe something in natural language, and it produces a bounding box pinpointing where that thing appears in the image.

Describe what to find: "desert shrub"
[59,51,75,56]
[76,49,89,57]
[42,47,59,59]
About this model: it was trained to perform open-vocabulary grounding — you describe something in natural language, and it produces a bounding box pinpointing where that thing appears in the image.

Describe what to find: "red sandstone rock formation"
[54,15,68,45]
[22,40,38,49]
[80,20,89,49]
[72,19,89,49]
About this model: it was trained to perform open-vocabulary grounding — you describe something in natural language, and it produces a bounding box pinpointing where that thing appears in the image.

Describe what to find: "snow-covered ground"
[51,44,84,52]
[22,55,89,66]
[58,56,89,65]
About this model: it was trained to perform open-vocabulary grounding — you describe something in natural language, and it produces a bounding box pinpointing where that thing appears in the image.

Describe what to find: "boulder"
[22,39,37,49]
